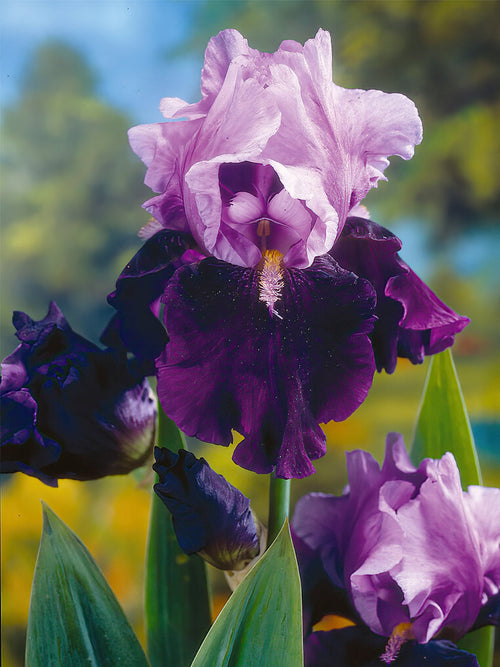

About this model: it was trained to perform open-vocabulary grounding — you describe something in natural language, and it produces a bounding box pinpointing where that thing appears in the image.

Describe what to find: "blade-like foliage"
[191,520,303,667]
[411,349,493,666]
[145,411,211,666]
[26,504,148,667]
[411,348,481,485]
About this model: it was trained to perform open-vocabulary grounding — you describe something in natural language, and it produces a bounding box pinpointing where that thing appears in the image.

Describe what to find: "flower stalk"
[267,474,291,546]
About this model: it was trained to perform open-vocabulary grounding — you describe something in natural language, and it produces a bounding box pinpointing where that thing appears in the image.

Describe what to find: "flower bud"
[153,447,260,570]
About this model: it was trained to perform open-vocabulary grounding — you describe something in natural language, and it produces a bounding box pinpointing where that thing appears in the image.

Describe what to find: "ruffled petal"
[128,118,203,198]
[182,65,281,262]
[304,628,479,667]
[157,254,376,478]
[332,217,468,372]
[383,455,483,642]
[464,485,500,604]
[103,230,200,362]
[260,31,422,240]
[1,304,157,485]
[130,29,421,269]
[386,268,469,364]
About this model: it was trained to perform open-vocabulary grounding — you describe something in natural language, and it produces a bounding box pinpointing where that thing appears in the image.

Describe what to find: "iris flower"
[106,29,468,478]
[0,302,157,486]
[292,434,500,665]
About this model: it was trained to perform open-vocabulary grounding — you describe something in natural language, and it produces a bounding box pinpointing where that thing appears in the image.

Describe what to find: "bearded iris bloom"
[292,434,500,665]
[0,302,157,486]
[106,29,468,479]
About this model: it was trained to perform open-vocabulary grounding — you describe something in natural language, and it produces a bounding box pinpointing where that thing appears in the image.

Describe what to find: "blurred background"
[1,1,499,665]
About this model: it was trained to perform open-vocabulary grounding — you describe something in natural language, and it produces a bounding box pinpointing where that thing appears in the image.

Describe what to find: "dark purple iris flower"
[153,446,260,570]
[106,29,468,479]
[292,434,500,665]
[0,302,157,486]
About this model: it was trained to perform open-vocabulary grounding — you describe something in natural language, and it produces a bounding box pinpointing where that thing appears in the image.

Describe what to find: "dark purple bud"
[153,447,260,570]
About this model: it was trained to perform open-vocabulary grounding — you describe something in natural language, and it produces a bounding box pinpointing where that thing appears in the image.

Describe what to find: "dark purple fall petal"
[102,230,200,362]
[156,255,376,478]
[332,218,469,373]
[153,447,259,570]
[304,628,479,667]
[1,302,157,485]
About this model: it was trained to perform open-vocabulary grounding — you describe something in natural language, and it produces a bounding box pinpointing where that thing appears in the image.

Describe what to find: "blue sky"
[1,0,205,123]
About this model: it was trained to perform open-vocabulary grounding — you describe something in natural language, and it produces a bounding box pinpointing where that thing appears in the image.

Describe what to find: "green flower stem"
[267,475,291,547]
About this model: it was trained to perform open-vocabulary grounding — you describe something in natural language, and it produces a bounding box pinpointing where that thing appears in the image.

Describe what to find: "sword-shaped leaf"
[26,504,148,667]
[190,521,302,667]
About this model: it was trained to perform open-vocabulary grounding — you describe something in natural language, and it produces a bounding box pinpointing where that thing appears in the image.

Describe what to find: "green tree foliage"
[0,42,149,356]
[187,0,500,237]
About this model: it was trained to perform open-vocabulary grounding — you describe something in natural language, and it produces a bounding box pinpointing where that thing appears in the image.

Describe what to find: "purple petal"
[227,191,264,224]
[35,350,157,481]
[260,30,422,238]
[156,254,376,478]
[131,29,422,269]
[332,217,468,372]
[0,388,61,485]
[292,435,495,645]
[1,303,157,485]
[350,453,484,642]
[464,485,500,606]
[292,492,352,590]
[159,29,253,121]
[153,447,259,570]
[305,629,479,667]
[387,268,469,364]
[104,231,200,361]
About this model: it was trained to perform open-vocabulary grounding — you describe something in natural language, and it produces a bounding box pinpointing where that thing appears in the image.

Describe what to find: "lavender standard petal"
[129,29,422,269]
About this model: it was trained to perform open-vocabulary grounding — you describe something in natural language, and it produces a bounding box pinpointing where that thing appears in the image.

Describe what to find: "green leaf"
[411,349,494,666]
[145,411,211,666]
[26,504,148,667]
[411,348,481,486]
[190,521,303,667]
